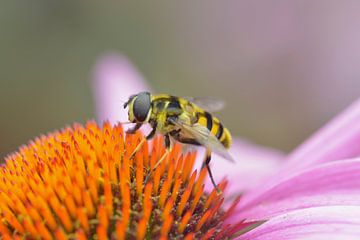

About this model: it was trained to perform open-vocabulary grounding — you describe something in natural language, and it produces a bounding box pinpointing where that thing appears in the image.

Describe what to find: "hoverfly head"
[125,92,151,123]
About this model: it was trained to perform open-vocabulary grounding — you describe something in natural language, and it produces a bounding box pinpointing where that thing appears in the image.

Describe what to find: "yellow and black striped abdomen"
[150,94,232,149]
[196,111,232,149]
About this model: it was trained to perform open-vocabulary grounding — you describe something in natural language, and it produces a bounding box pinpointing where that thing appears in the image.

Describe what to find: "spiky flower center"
[0,122,241,239]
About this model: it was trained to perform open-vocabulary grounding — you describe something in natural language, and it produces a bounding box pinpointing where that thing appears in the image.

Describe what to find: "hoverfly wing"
[183,97,225,112]
[168,118,235,163]
[191,123,235,163]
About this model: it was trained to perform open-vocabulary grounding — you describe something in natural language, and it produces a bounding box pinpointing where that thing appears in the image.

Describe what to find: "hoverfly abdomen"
[220,127,232,149]
[194,110,232,149]
[204,111,213,132]
[212,119,232,149]
[215,122,224,140]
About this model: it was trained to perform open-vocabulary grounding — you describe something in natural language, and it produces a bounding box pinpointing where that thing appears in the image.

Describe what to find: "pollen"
[0,121,243,239]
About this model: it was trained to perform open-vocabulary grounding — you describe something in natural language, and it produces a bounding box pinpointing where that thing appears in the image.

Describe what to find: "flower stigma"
[0,121,257,239]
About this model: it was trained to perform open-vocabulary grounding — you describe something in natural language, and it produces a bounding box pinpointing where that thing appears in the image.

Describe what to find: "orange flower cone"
[0,121,251,239]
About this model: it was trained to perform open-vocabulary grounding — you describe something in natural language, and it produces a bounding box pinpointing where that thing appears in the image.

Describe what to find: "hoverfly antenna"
[123,101,129,108]
[118,98,128,107]
[123,94,137,108]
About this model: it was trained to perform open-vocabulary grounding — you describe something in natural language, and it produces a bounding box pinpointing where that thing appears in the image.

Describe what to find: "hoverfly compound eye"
[133,92,151,122]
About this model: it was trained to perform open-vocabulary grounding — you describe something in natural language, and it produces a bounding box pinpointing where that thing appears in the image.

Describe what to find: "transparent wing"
[183,96,225,112]
[168,117,235,163]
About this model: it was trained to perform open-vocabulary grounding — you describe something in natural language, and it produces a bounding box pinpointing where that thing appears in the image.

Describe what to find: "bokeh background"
[1,1,360,160]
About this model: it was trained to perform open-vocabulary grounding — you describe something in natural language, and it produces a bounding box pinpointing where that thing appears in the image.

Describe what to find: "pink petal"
[239,98,360,213]
[237,206,360,240]
[232,158,360,221]
[92,53,150,124]
[193,138,284,196]
[283,97,360,172]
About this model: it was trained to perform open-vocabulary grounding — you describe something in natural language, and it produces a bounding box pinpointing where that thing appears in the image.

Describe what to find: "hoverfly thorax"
[124,92,152,123]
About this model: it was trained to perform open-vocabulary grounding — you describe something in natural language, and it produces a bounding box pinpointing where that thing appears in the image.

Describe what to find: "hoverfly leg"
[145,134,170,184]
[146,126,157,140]
[164,134,171,149]
[203,149,222,194]
[126,122,142,134]
[130,138,146,159]
[129,125,155,159]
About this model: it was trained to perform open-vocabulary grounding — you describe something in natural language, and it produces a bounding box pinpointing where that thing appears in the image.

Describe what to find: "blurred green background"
[1,1,360,159]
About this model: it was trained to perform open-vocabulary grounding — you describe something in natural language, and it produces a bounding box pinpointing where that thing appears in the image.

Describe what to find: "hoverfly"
[123,92,234,193]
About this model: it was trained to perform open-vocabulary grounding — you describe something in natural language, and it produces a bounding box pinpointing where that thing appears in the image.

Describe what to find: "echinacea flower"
[0,121,258,239]
[93,53,360,239]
